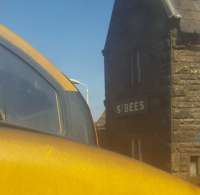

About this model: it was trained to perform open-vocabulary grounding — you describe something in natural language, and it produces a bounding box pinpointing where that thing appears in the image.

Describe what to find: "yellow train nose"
[0,127,199,195]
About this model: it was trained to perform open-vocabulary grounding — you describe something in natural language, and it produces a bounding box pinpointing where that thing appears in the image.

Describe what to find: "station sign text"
[113,99,147,117]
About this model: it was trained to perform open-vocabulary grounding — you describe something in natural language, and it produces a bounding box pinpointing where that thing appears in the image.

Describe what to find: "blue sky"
[1,0,114,120]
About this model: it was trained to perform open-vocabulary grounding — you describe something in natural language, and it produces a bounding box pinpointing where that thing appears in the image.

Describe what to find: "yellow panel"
[0,126,199,195]
[0,25,77,92]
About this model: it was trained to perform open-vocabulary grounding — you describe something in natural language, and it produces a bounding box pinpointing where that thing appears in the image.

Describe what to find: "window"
[0,45,61,134]
[65,92,96,145]
[130,50,142,86]
[131,139,142,160]
[190,156,200,177]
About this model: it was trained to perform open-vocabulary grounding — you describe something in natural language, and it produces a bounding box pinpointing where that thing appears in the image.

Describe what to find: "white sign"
[113,99,147,116]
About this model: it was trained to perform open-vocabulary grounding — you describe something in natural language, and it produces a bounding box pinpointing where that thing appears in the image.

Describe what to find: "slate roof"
[104,0,200,51]
[162,0,200,33]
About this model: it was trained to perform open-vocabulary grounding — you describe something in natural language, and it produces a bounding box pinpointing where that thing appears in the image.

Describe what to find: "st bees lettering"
[113,99,147,117]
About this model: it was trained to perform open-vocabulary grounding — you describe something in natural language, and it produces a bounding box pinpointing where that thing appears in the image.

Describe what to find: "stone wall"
[171,44,200,183]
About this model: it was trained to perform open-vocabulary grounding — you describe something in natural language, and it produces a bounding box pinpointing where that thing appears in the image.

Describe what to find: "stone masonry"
[171,44,200,183]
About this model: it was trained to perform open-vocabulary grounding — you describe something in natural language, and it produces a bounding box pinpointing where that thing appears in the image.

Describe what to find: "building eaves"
[162,0,200,34]
[162,0,182,19]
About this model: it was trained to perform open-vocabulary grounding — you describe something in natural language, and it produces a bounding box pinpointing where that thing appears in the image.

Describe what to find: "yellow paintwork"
[0,25,77,92]
[0,126,199,195]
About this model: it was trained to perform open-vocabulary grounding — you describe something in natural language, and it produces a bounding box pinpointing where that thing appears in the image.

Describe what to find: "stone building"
[95,112,107,146]
[103,0,200,184]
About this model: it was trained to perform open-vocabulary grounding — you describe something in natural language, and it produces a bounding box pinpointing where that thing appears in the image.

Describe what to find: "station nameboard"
[112,98,147,117]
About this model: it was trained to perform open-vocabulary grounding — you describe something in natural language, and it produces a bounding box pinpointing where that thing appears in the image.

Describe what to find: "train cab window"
[0,45,61,134]
[65,92,96,145]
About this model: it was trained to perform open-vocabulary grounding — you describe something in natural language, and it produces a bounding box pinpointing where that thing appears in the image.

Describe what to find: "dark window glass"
[190,156,200,177]
[0,45,60,133]
[130,50,142,86]
[131,139,142,160]
[65,92,96,145]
